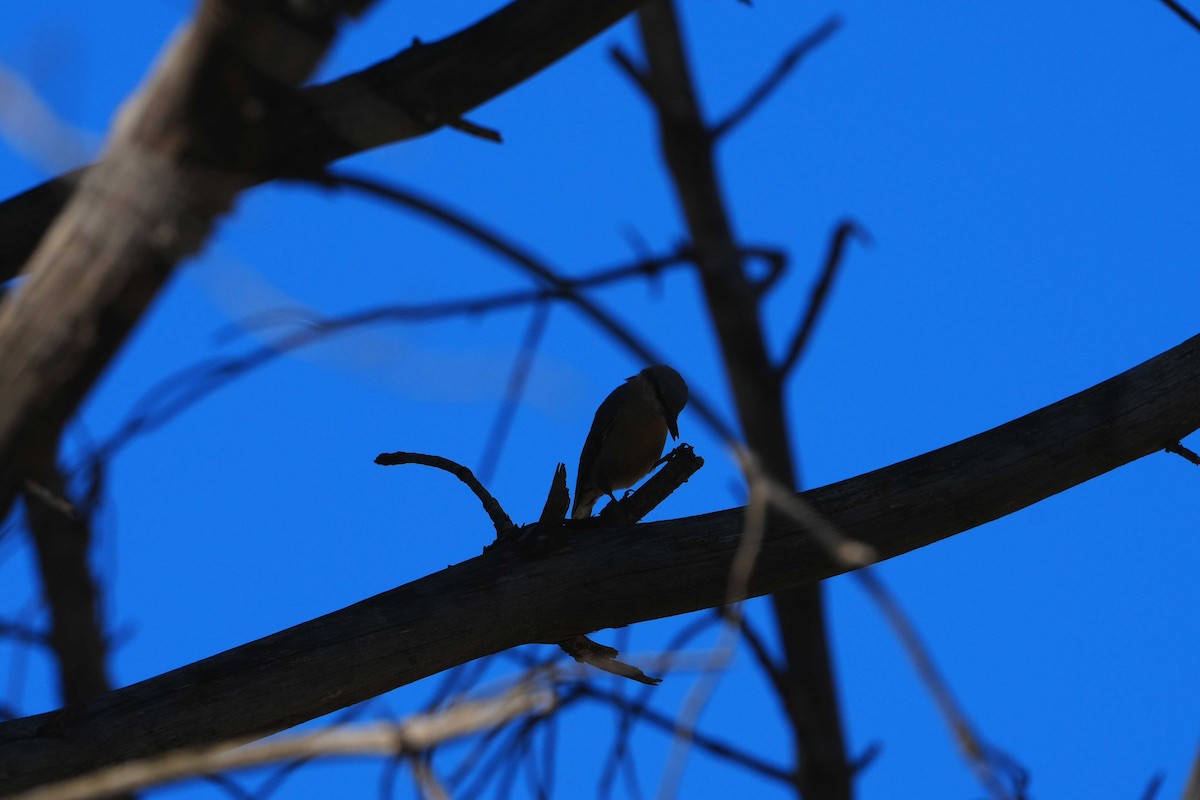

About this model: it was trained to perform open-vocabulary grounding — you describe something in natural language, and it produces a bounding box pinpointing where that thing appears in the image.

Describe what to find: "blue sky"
[2,1,1199,798]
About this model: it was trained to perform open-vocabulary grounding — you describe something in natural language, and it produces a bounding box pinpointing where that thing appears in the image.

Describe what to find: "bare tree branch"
[10,686,554,800]
[1157,0,1200,34]
[853,570,1024,799]
[20,450,112,707]
[478,303,552,485]
[374,451,516,538]
[0,0,655,282]
[311,169,739,441]
[577,685,792,784]
[1165,440,1200,465]
[778,220,869,377]
[0,0,378,520]
[711,17,842,140]
[633,1,850,794]
[3,329,1198,792]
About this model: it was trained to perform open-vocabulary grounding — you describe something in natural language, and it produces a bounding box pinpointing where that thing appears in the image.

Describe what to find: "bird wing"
[573,382,631,501]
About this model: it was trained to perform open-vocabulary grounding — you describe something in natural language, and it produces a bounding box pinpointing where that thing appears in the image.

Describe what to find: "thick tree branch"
[3,331,1199,792]
[633,2,849,795]
[0,0,652,283]
[21,455,112,707]
[0,0,377,517]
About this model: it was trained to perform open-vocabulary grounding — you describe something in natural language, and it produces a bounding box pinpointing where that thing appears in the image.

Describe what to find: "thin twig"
[12,687,556,800]
[478,302,551,484]
[593,444,705,526]
[1158,0,1200,34]
[577,685,793,784]
[746,247,788,296]
[445,116,502,143]
[412,756,451,800]
[855,569,1023,800]
[735,446,877,568]
[609,46,664,108]
[779,219,870,376]
[1140,771,1167,800]
[374,451,515,537]
[1165,441,1200,466]
[558,635,662,685]
[725,611,789,707]
[655,479,770,800]
[306,169,739,443]
[0,619,47,646]
[597,615,718,800]
[97,246,697,467]
[711,17,842,139]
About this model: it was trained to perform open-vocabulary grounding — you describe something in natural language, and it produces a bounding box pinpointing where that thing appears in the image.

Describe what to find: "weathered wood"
[3,331,1199,793]
[0,0,649,283]
[0,0,652,531]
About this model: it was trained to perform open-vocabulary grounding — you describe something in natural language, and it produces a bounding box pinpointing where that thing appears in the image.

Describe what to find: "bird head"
[642,364,689,439]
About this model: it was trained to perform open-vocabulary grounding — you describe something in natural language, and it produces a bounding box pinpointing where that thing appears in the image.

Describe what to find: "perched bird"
[572,365,689,519]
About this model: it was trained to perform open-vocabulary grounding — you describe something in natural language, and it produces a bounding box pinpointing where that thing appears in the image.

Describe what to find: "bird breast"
[592,398,669,492]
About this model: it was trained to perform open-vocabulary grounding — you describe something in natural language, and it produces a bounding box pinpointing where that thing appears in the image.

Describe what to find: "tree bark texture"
[0,0,650,284]
[2,330,1198,792]
[635,3,849,795]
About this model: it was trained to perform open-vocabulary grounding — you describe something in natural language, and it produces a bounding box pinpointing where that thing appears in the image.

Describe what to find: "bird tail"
[571,492,596,519]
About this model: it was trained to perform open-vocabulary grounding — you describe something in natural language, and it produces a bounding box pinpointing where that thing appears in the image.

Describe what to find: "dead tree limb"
[3,329,1199,792]
[0,0,653,282]
[632,3,850,795]
[0,0,383,518]
[21,452,111,708]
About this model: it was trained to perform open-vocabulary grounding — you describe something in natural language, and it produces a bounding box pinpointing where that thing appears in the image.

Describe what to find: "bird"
[571,364,689,519]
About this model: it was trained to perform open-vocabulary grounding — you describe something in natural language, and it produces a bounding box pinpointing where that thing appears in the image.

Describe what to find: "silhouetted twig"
[598,614,719,800]
[1158,0,1200,33]
[1165,441,1200,466]
[855,569,1026,800]
[578,684,793,784]
[478,302,551,485]
[723,610,789,707]
[0,620,47,646]
[779,220,870,376]
[712,17,842,139]
[375,452,515,537]
[307,169,738,442]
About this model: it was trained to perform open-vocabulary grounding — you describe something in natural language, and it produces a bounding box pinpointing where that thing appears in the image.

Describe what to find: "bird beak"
[667,414,679,440]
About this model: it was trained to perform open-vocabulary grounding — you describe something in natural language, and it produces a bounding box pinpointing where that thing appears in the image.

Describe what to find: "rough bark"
[0,0,650,283]
[635,3,848,795]
[2,330,1198,792]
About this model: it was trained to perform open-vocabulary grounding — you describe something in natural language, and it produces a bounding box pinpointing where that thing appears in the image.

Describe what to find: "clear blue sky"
[2,1,1199,798]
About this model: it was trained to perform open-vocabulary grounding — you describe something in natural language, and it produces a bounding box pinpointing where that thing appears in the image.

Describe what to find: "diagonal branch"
[633,1,849,795]
[12,685,554,800]
[0,0,378,519]
[1157,0,1200,34]
[309,169,739,441]
[0,0,654,282]
[577,685,793,784]
[711,17,842,140]
[778,220,869,377]
[374,452,515,537]
[21,452,112,708]
[3,329,1200,792]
